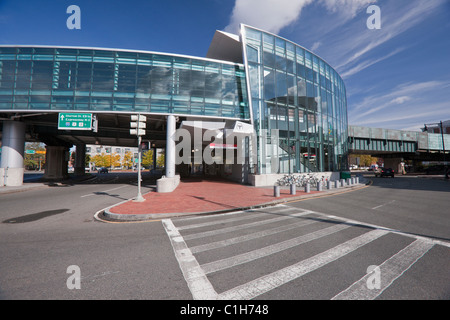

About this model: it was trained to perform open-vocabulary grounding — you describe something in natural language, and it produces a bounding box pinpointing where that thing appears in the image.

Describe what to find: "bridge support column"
[43,146,69,180]
[384,158,405,175]
[156,115,180,192]
[74,143,86,176]
[0,121,25,186]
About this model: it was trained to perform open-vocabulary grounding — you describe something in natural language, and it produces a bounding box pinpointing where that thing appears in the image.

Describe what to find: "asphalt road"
[0,172,448,302]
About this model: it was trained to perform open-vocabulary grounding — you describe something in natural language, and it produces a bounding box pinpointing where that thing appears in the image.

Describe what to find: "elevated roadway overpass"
[348,125,449,172]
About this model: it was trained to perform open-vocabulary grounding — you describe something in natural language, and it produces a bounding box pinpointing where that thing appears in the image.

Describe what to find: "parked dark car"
[374,167,394,178]
[98,167,108,173]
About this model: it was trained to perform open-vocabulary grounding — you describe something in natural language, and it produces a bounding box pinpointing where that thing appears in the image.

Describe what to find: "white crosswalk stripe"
[201,223,351,274]
[218,229,388,300]
[162,204,446,300]
[190,217,318,254]
[332,238,435,300]
[182,209,312,240]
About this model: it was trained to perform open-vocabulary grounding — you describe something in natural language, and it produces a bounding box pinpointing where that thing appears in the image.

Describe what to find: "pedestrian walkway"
[102,176,368,221]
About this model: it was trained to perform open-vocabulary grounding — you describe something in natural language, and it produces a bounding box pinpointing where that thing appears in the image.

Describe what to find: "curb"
[99,180,371,223]
[0,174,97,195]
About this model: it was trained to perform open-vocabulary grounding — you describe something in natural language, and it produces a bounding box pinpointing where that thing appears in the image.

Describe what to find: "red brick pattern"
[109,178,319,215]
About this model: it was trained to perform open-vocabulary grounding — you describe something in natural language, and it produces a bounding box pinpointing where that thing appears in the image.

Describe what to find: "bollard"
[317,181,322,191]
[352,177,356,185]
[290,184,296,195]
[327,180,332,190]
[340,179,345,187]
[356,177,359,184]
[305,183,310,193]
[334,180,339,189]
[347,178,351,186]
[274,185,280,197]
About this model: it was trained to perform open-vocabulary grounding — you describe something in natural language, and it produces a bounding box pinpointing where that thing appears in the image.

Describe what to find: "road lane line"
[332,238,434,300]
[81,185,128,197]
[202,222,352,275]
[372,200,396,210]
[162,219,218,300]
[300,207,450,248]
[218,229,388,300]
[182,211,313,241]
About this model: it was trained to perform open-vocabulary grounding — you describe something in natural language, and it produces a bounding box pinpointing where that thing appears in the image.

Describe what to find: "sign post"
[130,114,147,202]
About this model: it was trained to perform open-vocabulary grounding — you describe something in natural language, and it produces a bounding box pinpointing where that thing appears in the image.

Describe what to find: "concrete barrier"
[156,175,180,193]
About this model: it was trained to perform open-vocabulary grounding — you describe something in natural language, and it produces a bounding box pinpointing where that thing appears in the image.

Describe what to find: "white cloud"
[348,81,450,130]
[224,0,379,35]
[390,96,411,104]
[224,0,313,34]
[340,47,405,78]
[311,41,322,51]
[319,0,377,20]
[334,0,446,73]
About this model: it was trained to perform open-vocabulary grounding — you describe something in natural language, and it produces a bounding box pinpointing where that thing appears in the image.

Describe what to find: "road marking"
[372,200,396,210]
[332,238,434,300]
[202,223,352,274]
[174,205,296,223]
[218,229,389,300]
[292,205,450,248]
[177,206,309,231]
[182,210,313,240]
[176,212,263,230]
[162,219,218,300]
[190,217,318,253]
[285,182,372,204]
[81,185,128,197]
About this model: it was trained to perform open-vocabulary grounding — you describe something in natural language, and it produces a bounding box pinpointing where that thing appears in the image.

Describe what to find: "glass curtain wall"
[0,47,249,120]
[242,25,348,174]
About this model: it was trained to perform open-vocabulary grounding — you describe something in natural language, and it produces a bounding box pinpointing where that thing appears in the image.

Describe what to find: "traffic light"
[130,114,146,136]
[140,141,150,150]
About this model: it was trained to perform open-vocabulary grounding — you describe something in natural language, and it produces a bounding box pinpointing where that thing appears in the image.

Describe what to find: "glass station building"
[0,24,348,186]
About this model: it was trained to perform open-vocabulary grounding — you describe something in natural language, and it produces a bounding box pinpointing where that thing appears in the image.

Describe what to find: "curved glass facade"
[241,25,348,173]
[0,46,249,120]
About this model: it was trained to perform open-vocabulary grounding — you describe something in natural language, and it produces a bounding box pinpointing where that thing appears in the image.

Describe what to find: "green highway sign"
[58,113,93,130]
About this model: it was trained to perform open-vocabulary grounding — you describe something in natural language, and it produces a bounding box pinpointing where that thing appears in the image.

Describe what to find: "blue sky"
[1,0,449,131]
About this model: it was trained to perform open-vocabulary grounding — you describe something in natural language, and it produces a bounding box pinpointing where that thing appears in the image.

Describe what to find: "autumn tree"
[91,152,109,168]
[142,149,154,168]
[122,151,134,169]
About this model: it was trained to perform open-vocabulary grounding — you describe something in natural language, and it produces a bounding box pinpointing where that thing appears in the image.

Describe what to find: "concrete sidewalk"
[101,176,369,222]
